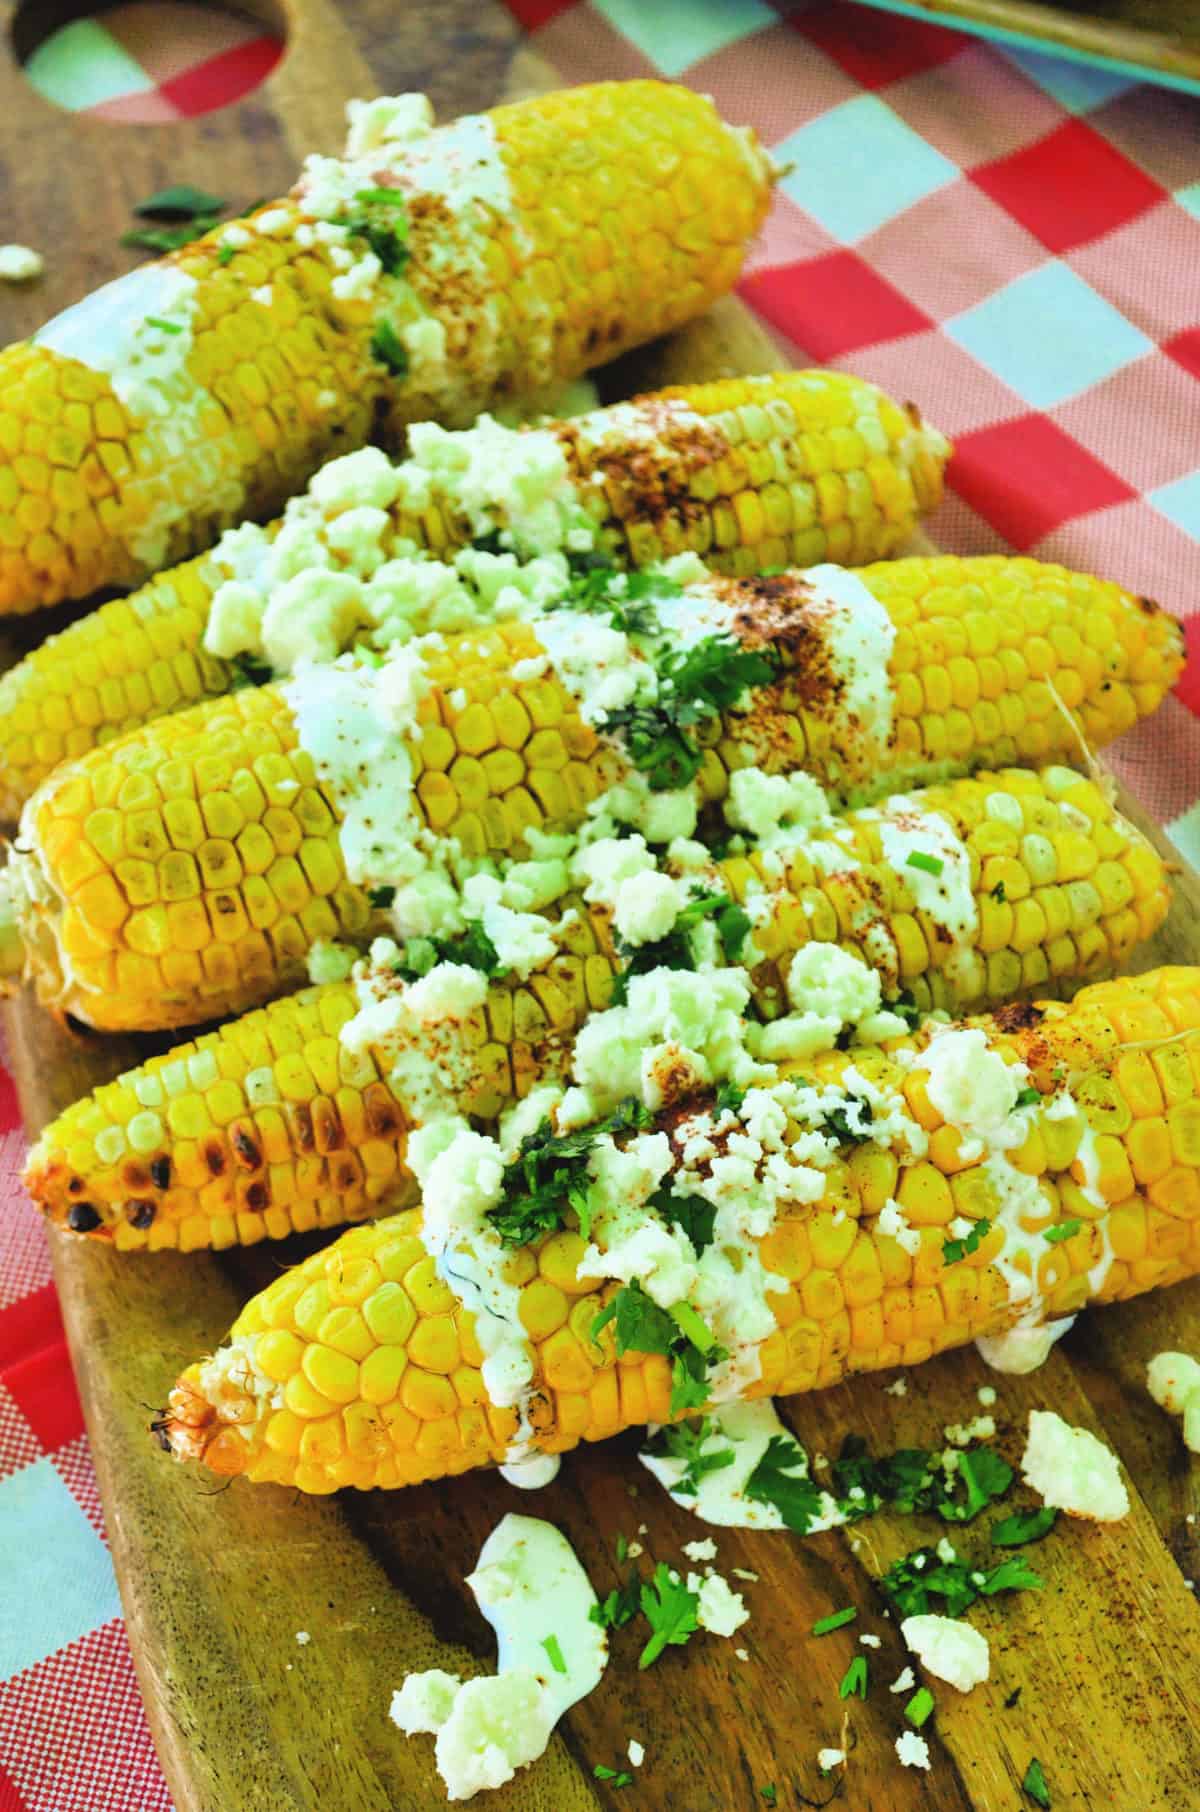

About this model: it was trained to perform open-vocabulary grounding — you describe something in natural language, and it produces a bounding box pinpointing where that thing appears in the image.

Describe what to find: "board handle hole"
[12,1,287,123]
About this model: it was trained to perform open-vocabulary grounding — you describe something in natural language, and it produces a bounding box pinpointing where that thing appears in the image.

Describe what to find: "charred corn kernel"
[0,82,775,617]
[26,767,1169,1247]
[161,966,1200,1491]
[4,552,1179,1030]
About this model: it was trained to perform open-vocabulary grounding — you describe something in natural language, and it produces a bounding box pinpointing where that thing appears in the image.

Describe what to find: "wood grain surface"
[3,5,1200,1810]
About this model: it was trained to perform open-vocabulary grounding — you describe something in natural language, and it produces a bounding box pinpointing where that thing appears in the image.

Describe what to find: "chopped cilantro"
[991,1506,1059,1547]
[135,184,227,219]
[881,1546,1042,1618]
[561,559,675,635]
[1022,1758,1051,1808]
[991,880,1007,902]
[354,186,408,208]
[941,1218,992,1266]
[938,1447,1014,1525]
[839,1654,868,1699]
[217,244,235,266]
[394,921,502,980]
[611,888,751,1002]
[654,1190,717,1256]
[745,1433,825,1533]
[594,1763,634,1787]
[229,651,273,689]
[122,219,222,253]
[605,636,780,792]
[591,1280,727,1416]
[715,1081,746,1114]
[488,1098,652,1247]
[343,212,410,275]
[590,1572,641,1631]
[144,316,183,334]
[889,990,922,1032]
[818,1094,875,1147]
[906,850,945,878]
[811,1607,857,1637]
[637,1563,700,1669]
[759,1789,778,1808]
[905,1687,935,1729]
[370,319,409,376]
[1015,1085,1041,1108]
[615,1533,628,1563]
[642,1416,736,1497]
[367,884,396,909]
[1042,1219,1083,1245]
[541,1633,567,1675]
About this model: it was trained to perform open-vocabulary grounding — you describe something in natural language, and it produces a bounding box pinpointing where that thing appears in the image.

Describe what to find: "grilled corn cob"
[0,370,950,815]
[26,766,1169,1250]
[0,558,1182,1031]
[161,964,1200,1491]
[0,82,774,615]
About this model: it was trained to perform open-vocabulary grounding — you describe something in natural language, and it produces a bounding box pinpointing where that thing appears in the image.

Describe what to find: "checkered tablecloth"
[2,3,1199,1806]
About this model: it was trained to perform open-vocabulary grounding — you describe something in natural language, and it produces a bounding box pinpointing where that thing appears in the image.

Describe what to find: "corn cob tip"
[157,1364,250,1477]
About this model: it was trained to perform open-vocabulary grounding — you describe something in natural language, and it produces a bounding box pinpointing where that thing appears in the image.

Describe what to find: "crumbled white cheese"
[800,565,897,787]
[682,1538,718,1563]
[977,1386,997,1407]
[889,1666,916,1694]
[306,939,358,985]
[884,1376,909,1397]
[901,1614,989,1693]
[943,1416,996,1448]
[817,1748,846,1772]
[895,1731,932,1771]
[935,1537,958,1565]
[860,1633,882,1648]
[1147,1353,1200,1453]
[390,1514,606,1803]
[0,244,43,282]
[498,1453,561,1490]
[725,766,834,846]
[1020,1411,1129,1521]
[878,1197,922,1257]
[295,1630,311,1645]
[627,1739,645,1768]
[688,1571,750,1638]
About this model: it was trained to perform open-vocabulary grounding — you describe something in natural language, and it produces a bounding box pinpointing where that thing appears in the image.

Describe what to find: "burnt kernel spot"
[332,1159,363,1192]
[311,1097,345,1155]
[149,1156,172,1190]
[202,1140,228,1177]
[67,1176,86,1195]
[67,1202,102,1233]
[231,1126,262,1169]
[363,1083,402,1139]
[126,1200,156,1229]
[992,1002,1046,1034]
[1136,594,1161,617]
[121,1162,150,1191]
[213,894,238,916]
[244,1182,269,1211]
[288,1103,315,1152]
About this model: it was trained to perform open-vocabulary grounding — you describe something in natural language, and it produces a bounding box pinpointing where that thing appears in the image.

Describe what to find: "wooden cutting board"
[3,5,1200,1809]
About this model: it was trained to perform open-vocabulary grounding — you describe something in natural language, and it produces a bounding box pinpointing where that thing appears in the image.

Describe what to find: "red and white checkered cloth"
[2,3,1199,1805]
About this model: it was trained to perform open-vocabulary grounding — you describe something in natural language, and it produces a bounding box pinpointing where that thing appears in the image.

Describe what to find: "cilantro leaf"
[135,184,227,219]
[367,884,395,909]
[122,217,222,253]
[642,1416,736,1496]
[590,1572,641,1631]
[342,213,410,275]
[487,1098,651,1247]
[654,1190,717,1256]
[1023,1758,1052,1808]
[818,1093,875,1147]
[881,1546,1042,1618]
[605,637,780,792]
[541,1634,567,1675]
[906,1687,935,1728]
[889,990,922,1032]
[937,1447,1013,1525]
[594,1764,634,1787]
[716,1082,746,1114]
[370,319,409,377]
[941,1217,991,1265]
[638,1563,700,1668]
[394,921,502,980]
[839,1655,869,1699]
[230,650,273,689]
[812,1606,856,1636]
[745,1433,825,1534]
[591,1281,726,1416]
[1042,1219,1082,1245]
[991,1506,1059,1547]
[611,888,751,1001]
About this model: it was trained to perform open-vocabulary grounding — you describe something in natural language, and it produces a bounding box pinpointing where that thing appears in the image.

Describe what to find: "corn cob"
[0,557,1182,1032]
[0,370,950,816]
[0,82,774,615]
[160,964,1200,1492]
[26,766,1169,1250]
